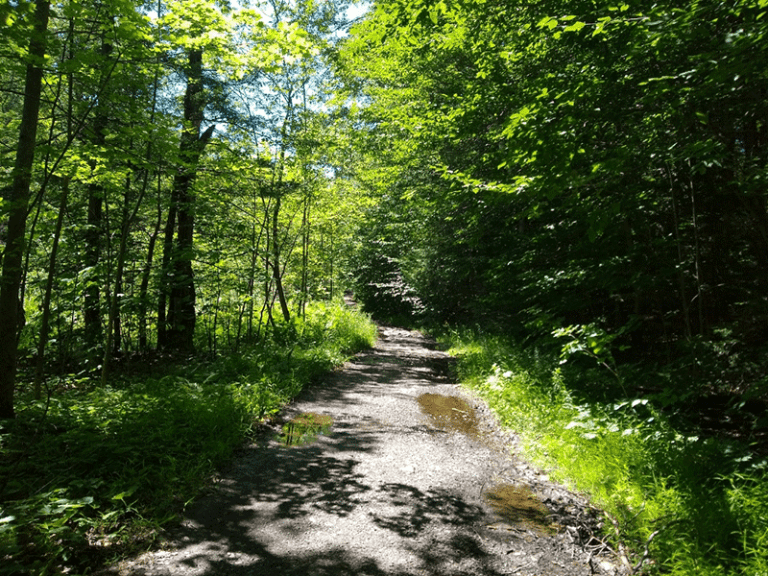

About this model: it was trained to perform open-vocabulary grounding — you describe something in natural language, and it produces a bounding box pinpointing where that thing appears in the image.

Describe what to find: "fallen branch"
[632,519,685,574]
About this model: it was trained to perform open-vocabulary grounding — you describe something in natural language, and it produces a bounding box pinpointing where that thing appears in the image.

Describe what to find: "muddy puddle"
[277,412,333,446]
[417,393,479,437]
[484,484,556,535]
[417,394,556,534]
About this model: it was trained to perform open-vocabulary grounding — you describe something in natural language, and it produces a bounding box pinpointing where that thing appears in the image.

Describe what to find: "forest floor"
[102,326,628,576]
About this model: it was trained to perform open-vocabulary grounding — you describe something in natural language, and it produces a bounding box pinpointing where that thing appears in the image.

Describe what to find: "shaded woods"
[2,0,768,574]
[338,1,768,574]
[0,0,356,416]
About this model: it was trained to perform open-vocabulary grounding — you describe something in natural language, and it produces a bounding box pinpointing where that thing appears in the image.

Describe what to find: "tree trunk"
[83,177,104,351]
[83,36,113,355]
[270,123,291,324]
[299,194,311,317]
[164,48,214,353]
[157,194,177,349]
[102,172,143,383]
[272,194,291,323]
[0,0,51,419]
[34,178,69,399]
[140,186,162,350]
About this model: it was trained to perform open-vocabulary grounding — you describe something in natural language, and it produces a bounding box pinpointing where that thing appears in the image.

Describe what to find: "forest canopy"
[2,0,768,573]
[0,0,363,418]
[338,0,768,402]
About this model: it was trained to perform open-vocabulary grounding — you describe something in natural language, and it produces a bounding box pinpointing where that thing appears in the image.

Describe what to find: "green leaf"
[537,16,552,28]
[564,21,586,33]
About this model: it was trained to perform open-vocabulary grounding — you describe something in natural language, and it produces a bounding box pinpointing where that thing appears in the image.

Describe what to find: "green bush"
[441,328,768,576]
[0,301,377,575]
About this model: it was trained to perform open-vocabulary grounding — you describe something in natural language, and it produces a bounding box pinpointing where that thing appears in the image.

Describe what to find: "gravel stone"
[104,326,628,576]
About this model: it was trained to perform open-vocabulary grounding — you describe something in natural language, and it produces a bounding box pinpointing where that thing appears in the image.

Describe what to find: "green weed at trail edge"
[441,328,768,576]
[0,301,377,576]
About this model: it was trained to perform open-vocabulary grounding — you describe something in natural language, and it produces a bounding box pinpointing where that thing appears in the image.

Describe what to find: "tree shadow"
[112,473,509,576]
[102,426,515,576]
[100,328,527,576]
[369,483,485,538]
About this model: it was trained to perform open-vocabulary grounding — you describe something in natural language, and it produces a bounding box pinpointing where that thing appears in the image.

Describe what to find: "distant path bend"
[108,326,624,576]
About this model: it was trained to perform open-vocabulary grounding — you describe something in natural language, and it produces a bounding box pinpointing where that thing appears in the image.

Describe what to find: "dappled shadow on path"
[117,473,506,576]
[103,327,528,576]
[112,436,508,576]
[369,483,484,538]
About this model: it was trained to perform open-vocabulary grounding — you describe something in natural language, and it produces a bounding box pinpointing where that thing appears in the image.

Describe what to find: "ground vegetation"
[336,1,768,573]
[3,0,768,573]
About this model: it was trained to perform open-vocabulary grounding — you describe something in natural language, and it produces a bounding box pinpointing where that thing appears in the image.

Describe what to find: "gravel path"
[106,326,626,576]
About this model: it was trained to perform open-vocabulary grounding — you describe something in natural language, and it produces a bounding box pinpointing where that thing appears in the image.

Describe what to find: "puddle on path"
[484,484,556,534]
[417,393,479,437]
[277,412,333,446]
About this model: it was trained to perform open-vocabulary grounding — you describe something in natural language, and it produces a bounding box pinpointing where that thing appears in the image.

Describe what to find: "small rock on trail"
[105,326,626,576]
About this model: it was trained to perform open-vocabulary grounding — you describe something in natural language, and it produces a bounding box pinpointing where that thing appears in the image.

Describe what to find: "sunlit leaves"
[151,0,319,80]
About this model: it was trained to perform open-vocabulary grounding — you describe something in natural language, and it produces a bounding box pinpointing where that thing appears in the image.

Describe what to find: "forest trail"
[106,326,624,576]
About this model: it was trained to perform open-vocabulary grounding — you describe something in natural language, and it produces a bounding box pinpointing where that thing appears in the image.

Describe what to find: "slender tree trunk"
[164,48,214,353]
[102,172,143,382]
[299,194,311,317]
[257,197,274,340]
[270,140,291,324]
[33,17,76,399]
[83,38,112,355]
[262,198,275,336]
[247,222,258,341]
[235,299,246,351]
[140,186,162,350]
[34,178,69,399]
[135,7,162,351]
[157,195,177,349]
[211,267,222,357]
[246,199,267,341]
[329,229,335,300]
[0,0,50,419]
[272,194,291,323]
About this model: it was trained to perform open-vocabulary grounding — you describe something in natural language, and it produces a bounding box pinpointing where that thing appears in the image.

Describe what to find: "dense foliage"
[339,0,768,401]
[1,1,377,572]
[0,0,364,419]
[335,0,768,573]
[0,301,376,575]
[445,328,767,575]
[3,0,768,573]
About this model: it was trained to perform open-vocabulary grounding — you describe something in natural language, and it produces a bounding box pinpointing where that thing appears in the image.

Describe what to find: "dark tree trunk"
[163,48,213,353]
[83,36,112,354]
[102,172,141,383]
[272,195,291,324]
[157,196,177,349]
[83,177,104,350]
[140,187,162,350]
[34,178,69,399]
[0,0,50,419]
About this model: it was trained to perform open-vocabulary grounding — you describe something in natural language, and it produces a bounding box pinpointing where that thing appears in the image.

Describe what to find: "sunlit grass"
[441,327,768,576]
[0,300,377,576]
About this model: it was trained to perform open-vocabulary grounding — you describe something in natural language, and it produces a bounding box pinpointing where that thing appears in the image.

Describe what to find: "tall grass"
[0,301,377,576]
[442,328,768,575]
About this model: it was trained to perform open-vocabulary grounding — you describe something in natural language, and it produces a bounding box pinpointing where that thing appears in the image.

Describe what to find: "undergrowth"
[441,328,768,576]
[0,301,376,576]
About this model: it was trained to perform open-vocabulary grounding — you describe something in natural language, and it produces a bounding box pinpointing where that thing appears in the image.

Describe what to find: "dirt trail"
[107,326,624,576]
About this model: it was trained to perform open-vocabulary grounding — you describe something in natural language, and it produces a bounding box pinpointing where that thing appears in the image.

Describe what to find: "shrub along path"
[105,326,625,576]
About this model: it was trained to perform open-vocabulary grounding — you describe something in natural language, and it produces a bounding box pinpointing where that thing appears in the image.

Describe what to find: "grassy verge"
[441,328,768,576]
[0,301,377,576]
